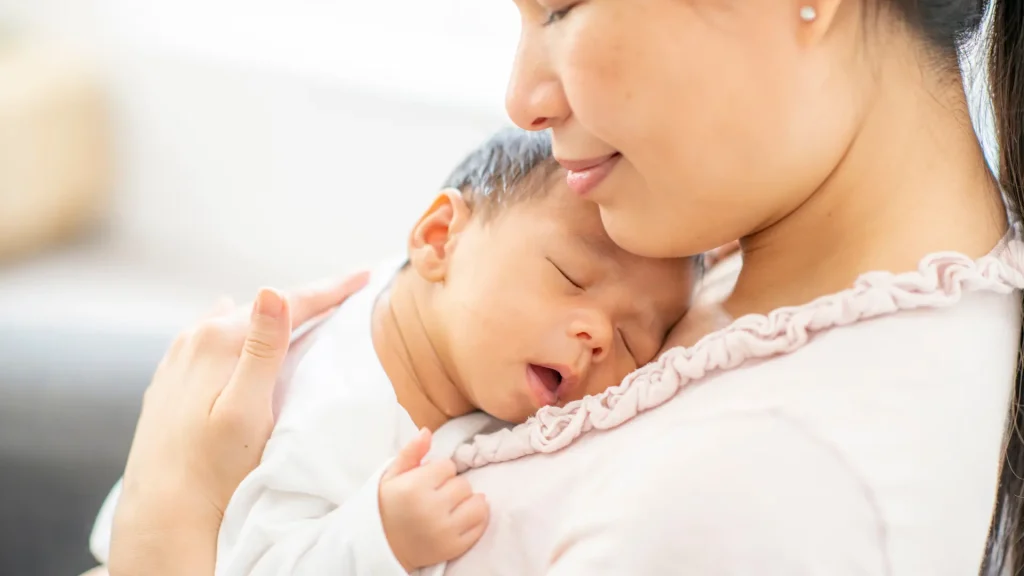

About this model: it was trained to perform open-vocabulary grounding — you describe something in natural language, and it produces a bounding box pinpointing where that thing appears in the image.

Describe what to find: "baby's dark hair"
[441,127,559,217]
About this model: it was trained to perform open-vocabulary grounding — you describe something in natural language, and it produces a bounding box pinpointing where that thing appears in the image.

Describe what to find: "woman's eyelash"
[548,258,584,289]
[544,4,576,26]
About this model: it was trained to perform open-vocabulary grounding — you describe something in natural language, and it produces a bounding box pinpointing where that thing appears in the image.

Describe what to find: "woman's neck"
[727,46,1007,318]
[371,268,475,431]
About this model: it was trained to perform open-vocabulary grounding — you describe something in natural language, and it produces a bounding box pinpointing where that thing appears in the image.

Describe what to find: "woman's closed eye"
[542,2,578,26]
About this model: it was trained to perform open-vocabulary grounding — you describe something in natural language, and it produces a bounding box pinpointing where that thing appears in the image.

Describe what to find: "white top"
[420,232,1024,576]
[213,259,413,576]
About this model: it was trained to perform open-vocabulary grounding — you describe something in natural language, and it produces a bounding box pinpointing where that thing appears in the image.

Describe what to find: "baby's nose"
[569,311,613,364]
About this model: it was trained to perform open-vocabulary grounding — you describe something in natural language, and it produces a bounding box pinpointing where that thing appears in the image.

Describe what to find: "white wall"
[102,49,511,289]
[0,0,520,301]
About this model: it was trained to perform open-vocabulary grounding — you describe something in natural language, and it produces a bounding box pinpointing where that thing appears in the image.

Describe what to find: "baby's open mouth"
[530,364,563,395]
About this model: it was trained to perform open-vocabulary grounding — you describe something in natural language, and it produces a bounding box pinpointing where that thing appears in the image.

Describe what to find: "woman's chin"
[597,205,690,259]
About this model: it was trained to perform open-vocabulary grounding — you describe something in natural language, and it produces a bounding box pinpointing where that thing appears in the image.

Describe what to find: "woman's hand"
[107,274,368,576]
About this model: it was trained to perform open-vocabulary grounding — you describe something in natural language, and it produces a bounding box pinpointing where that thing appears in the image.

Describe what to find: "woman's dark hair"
[896,0,1024,573]
[986,0,1024,571]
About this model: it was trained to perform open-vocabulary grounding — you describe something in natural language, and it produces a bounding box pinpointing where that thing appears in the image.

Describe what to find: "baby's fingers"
[438,476,474,512]
[451,493,489,537]
[403,457,458,489]
[457,519,488,553]
[382,427,432,482]
[446,493,489,559]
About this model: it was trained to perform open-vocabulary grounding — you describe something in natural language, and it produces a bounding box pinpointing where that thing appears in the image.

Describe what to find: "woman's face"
[506,0,867,258]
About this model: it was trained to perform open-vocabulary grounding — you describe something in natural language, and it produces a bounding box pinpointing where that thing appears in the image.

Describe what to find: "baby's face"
[435,181,695,423]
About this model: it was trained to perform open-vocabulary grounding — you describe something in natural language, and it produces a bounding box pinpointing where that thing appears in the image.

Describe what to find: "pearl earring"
[799,6,817,21]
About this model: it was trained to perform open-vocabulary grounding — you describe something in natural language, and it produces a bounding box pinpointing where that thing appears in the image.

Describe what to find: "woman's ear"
[408,188,472,283]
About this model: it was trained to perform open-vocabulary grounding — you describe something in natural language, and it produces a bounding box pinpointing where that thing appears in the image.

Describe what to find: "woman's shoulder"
[451,407,892,575]
[561,410,891,574]
[451,234,1024,574]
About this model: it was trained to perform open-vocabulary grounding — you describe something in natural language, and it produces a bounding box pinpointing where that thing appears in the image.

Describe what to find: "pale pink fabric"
[453,232,1024,472]
[426,228,1024,576]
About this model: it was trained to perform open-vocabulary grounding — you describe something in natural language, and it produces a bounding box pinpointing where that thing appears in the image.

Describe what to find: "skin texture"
[507,0,1005,327]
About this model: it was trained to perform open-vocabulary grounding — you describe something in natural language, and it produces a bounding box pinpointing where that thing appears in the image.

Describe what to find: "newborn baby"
[90,128,697,575]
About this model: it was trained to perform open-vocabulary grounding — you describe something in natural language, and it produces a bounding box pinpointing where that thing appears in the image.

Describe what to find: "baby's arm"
[215,397,409,576]
[221,422,488,576]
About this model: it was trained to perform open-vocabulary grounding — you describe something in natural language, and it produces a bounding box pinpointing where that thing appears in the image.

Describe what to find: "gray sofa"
[0,320,175,575]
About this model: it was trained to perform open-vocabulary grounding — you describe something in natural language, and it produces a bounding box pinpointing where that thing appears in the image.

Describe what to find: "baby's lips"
[553,366,584,400]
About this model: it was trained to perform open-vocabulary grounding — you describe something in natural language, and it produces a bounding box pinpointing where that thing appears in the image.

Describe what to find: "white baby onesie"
[89,259,503,576]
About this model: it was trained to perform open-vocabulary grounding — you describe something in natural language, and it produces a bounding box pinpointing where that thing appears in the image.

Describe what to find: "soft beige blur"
[0,41,110,261]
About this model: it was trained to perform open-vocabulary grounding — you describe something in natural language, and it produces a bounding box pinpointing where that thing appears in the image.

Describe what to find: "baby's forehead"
[535,192,694,325]
[531,179,694,281]
[541,184,620,247]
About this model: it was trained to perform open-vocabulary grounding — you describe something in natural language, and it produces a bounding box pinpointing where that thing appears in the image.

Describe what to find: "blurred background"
[0,1,518,573]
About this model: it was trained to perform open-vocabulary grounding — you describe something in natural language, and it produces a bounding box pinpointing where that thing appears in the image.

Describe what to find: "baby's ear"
[408,188,471,283]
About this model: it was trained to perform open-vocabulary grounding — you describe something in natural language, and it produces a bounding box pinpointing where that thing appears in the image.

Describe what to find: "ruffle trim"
[452,230,1024,472]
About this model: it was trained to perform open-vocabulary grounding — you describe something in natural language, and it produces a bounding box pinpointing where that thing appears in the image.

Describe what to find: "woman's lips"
[558,153,622,196]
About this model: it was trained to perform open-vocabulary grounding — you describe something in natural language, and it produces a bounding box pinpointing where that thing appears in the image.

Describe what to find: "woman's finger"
[218,288,292,412]
[211,273,370,410]
[286,272,370,329]
[205,273,371,340]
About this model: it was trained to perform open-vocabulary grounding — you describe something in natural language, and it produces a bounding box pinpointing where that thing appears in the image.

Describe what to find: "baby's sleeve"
[88,477,121,564]
[215,395,410,576]
[545,412,889,576]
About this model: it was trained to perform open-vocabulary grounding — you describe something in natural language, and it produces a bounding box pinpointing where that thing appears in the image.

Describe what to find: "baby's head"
[407,128,697,423]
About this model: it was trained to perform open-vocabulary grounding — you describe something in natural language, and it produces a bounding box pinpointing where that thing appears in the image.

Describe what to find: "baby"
[89,128,697,575]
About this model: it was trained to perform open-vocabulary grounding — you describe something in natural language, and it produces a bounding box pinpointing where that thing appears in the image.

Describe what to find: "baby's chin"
[472,393,535,425]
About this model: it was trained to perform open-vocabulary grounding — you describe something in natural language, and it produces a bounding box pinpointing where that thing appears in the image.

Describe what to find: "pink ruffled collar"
[453,228,1024,472]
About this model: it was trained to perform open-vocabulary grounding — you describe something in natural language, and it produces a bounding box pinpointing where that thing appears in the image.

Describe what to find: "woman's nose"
[505,29,570,131]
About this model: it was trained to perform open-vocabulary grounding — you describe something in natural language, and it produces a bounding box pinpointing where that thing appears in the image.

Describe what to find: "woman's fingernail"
[254,288,284,320]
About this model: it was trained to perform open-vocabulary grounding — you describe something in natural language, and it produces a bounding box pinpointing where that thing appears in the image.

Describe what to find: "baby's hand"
[379,428,489,572]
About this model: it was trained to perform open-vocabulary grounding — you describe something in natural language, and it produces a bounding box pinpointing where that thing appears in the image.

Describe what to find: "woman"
[100,0,1024,574]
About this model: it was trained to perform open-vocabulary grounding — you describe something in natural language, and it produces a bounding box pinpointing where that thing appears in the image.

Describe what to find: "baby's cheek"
[598,348,648,395]
[567,368,625,403]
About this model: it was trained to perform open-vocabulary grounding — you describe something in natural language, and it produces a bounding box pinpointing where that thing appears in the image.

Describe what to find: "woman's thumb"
[222,288,292,407]
[383,428,432,481]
